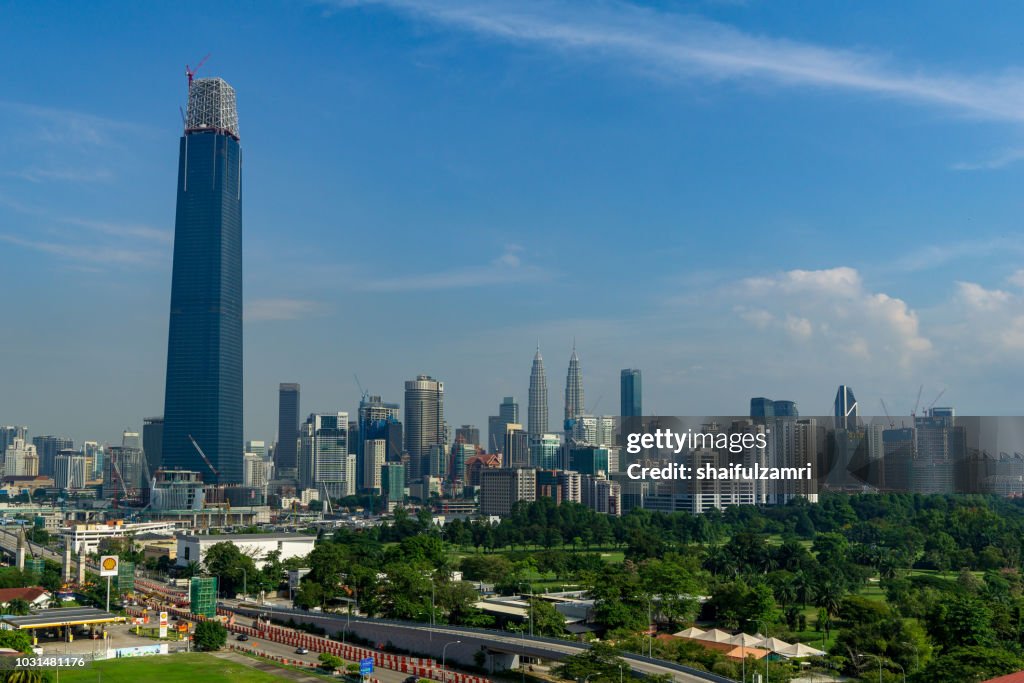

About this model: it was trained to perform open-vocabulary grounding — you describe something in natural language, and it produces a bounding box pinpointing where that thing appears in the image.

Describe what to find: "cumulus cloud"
[737,266,931,365]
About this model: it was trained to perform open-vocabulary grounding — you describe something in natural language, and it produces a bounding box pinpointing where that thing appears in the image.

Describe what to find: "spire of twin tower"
[527,342,585,439]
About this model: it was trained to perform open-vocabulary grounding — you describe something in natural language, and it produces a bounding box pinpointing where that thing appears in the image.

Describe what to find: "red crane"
[186,53,211,89]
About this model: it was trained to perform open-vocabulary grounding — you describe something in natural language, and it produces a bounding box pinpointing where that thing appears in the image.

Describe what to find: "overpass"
[226,602,736,683]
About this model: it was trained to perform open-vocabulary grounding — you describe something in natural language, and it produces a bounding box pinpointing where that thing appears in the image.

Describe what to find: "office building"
[528,348,549,438]
[531,433,561,470]
[488,397,519,453]
[0,427,27,456]
[276,383,301,478]
[246,440,266,459]
[455,425,480,447]
[243,451,271,491]
[620,368,642,419]
[299,413,354,498]
[104,446,145,499]
[83,441,103,480]
[3,438,38,477]
[834,385,858,431]
[55,452,87,492]
[161,77,244,485]
[32,436,73,477]
[569,446,610,477]
[564,343,584,424]
[450,441,476,483]
[480,467,536,517]
[142,417,164,473]
[381,463,406,506]
[428,444,448,479]
[504,423,530,468]
[362,439,386,493]
[404,375,445,480]
[358,394,401,487]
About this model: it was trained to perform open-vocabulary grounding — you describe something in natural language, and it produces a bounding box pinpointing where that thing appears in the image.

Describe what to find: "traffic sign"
[359,657,374,675]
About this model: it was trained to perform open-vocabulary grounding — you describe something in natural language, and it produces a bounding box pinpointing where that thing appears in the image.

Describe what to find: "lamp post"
[894,661,906,683]
[442,639,461,683]
[242,568,247,601]
[647,595,653,657]
[858,654,882,683]
[756,620,770,683]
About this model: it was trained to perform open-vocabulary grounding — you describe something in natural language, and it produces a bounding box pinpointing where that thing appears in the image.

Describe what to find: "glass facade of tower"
[620,369,642,418]
[161,79,243,485]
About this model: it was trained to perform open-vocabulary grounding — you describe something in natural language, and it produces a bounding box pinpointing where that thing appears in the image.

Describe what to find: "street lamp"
[442,639,461,683]
[858,653,882,683]
[756,620,770,683]
[893,661,906,683]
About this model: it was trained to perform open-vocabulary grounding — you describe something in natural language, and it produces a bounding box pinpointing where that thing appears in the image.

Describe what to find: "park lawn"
[58,653,287,683]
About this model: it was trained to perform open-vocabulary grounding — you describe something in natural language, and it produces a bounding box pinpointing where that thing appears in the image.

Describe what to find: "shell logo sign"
[100,555,119,577]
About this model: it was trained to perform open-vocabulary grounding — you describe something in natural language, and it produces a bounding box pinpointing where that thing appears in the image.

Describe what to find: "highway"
[224,602,736,683]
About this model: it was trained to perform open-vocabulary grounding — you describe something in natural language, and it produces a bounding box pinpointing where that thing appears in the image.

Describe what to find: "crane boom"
[187,434,219,476]
[879,399,895,429]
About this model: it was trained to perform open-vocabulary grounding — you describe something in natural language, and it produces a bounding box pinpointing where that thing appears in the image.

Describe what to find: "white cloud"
[736,266,931,365]
[359,245,549,292]
[1008,270,1024,288]
[956,281,1011,311]
[245,298,324,321]
[332,0,1024,123]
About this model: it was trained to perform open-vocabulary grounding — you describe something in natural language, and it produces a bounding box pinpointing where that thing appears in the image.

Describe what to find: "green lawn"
[58,653,288,683]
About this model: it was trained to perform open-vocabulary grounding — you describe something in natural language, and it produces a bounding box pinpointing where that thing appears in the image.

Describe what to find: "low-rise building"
[176,533,316,569]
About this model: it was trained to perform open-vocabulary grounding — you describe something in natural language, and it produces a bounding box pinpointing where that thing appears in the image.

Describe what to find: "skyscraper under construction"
[160,77,243,484]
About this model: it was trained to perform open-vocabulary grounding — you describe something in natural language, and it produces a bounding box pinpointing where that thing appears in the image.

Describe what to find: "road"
[223,602,735,683]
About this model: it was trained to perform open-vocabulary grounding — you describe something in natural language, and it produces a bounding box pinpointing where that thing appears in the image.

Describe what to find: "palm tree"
[5,669,46,683]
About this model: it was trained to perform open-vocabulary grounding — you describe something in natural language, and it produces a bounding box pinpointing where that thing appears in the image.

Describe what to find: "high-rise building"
[834,385,858,431]
[161,77,243,485]
[428,444,448,479]
[528,348,549,438]
[503,423,530,468]
[751,397,798,420]
[455,425,480,447]
[358,395,401,487]
[564,343,585,425]
[450,441,475,483]
[381,463,406,506]
[362,439,386,493]
[404,375,445,480]
[479,468,536,517]
[122,431,141,450]
[55,452,87,492]
[298,413,354,498]
[83,441,102,480]
[243,451,271,491]
[142,417,164,474]
[104,446,145,499]
[531,433,561,470]
[32,436,73,477]
[276,383,301,478]
[620,369,642,419]
[487,397,519,453]
[3,438,38,477]
[0,427,27,455]
[246,440,266,459]
[569,446,610,476]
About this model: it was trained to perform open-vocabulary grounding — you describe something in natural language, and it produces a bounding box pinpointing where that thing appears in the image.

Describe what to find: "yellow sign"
[100,555,119,577]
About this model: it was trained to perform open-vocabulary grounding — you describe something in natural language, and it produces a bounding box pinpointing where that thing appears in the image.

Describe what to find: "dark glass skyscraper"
[620,369,642,418]
[276,383,301,478]
[161,78,243,485]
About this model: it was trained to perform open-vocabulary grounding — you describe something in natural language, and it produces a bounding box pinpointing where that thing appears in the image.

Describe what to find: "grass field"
[58,653,288,683]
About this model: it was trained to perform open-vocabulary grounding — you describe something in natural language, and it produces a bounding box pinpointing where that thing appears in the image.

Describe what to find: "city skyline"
[3,2,1024,445]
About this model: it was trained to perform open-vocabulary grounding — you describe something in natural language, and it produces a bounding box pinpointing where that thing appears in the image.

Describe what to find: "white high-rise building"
[246,440,266,459]
[3,438,38,477]
[243,451,271,490]
[55,453,87,491]
[362,439,386,492]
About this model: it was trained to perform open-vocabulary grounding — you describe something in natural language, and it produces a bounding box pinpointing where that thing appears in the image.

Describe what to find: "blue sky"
[2,0,1024,446]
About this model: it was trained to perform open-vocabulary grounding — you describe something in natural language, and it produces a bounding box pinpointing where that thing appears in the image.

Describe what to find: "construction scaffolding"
[190,577,217,618]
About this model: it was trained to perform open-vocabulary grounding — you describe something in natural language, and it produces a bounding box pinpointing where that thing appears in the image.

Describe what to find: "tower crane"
[879,399,895,429]
[187,435,219,477]
[186,53,210,89]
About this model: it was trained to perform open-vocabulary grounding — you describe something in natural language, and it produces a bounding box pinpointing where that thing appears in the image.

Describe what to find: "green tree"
[0,629,34,654]
[556,642,628,682]
[318,652,344,671]
[4,599,30,616]
[193,620,227,651]
[528,597,567,637]
[203,542,259,598]
[914,647,1024,683]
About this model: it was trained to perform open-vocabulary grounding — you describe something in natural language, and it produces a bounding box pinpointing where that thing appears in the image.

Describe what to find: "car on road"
[296,647,309,655]
[236,634,249,641]
[404,676,419,683]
